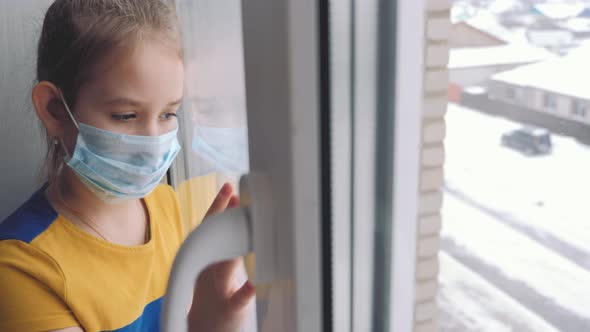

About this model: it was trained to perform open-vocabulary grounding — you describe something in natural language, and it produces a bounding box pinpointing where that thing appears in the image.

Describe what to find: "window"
[506,87,516,100]
[572,100,588,118]
[169,0,425,331]
[440,1,590,331]
[543,93,557,111]
[171,1,258,330]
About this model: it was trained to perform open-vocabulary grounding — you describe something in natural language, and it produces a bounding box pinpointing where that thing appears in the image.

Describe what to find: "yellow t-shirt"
[0,184,194,332]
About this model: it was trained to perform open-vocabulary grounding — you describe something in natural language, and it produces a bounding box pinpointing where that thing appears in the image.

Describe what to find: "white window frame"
[169,0,425,330]
[349,0,425,330]
[389,0,425,331]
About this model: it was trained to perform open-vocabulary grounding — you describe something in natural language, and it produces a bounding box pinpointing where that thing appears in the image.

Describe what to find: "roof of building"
[559,17,590,33]
[491,44,590,100]
[532,3,586,20]
[526,28,575,48]
[453,10,528,44]
[449,44,554,69]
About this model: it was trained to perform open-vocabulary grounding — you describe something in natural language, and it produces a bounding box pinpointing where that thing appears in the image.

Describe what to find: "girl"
[0,1,254,331]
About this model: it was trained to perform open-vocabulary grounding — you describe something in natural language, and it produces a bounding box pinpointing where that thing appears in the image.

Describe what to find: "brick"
[415,300,437,322]
[417,236,440,258]
[425,43,449,68]
[426,16,451,41]
[423,120,446,143]
[427,0,452,11]
[425,69,449,93]
[415,320,436,332]
[416,256,439,280]
[421,167,444,192]
[423,94,448,119]
[418,191,443,215]
[421,146,445,167]
[415,281,438,302]
[419,215,442,236]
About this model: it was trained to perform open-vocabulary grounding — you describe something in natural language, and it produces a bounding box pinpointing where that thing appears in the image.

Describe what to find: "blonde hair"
[36,0,182,182]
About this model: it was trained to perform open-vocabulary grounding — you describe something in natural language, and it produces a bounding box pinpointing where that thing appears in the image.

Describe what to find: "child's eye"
[161,112,178,120]
[112,113,136,121]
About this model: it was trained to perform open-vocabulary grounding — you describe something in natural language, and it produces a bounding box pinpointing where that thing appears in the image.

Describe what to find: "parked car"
[501,127,552,155]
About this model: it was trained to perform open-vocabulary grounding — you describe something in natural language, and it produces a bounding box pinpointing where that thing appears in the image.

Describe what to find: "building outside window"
[572,100,588,118]
[506,87,516,100]
[543,93,557,111]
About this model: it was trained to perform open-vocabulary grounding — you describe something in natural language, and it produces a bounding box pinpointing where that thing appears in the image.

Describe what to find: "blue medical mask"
[191,126,249,178]
[59,92,181,203]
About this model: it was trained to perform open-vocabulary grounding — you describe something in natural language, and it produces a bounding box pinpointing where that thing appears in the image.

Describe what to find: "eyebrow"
[104,97,183,108]
[167,98,183,107]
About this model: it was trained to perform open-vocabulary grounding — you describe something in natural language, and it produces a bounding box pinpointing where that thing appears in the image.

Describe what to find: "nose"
[140,118,160,137]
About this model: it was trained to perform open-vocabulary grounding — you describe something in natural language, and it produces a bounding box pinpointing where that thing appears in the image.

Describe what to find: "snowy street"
[439,104,590,332]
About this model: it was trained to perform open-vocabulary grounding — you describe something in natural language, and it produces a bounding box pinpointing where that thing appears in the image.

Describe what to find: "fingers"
[228,280,256,310]
[213,258,243,289]
[228,195,240,208]
[206,183,236,216]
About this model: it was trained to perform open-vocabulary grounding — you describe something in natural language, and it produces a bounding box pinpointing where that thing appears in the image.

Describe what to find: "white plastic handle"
[161,206,252,332]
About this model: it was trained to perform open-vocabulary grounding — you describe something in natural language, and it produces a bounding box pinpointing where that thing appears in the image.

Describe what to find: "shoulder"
[0,186,68,298]
[0,240,73,332]
[0,186,58,243]
[0,239,66,291]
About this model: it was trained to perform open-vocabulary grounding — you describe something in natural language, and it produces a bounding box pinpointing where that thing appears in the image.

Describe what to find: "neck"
[47,167,149,245]
[56,167,137,215]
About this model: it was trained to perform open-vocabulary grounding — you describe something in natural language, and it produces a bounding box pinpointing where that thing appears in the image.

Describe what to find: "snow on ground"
[438,252,560,332]
[444,103,590,255]
[441,104,590,330]
[442,175,590,321]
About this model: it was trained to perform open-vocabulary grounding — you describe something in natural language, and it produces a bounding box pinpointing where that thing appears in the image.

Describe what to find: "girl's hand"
[188,183,255,332]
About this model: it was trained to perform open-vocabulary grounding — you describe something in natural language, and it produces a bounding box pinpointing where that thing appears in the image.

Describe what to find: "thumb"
[229,280,256,310]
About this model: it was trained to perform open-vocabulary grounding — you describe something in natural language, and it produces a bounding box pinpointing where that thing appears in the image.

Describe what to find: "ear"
[32,81,69,138]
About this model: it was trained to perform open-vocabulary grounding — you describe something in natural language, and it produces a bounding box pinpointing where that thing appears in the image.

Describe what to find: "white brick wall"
[420,168,444,191]
[425,69,449,93]
[415,320,437,332]
[417,236,441,258]
[415,280,439,302]
[415,300,438,321]
[425,43,450,68]
[423,94,448,118]
[415,1,451,330]
[427,0,453,11]
[418,191,443,215]
[423,121,446,143]
[419,215,442,236]
[416,256,440,280]
[422,145,446,167]
[427,16,451,41]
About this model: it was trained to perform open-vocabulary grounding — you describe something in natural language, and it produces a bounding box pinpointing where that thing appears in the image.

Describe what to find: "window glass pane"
[441,1,590,331]
[173,2,256,331]
[173,0,250,228]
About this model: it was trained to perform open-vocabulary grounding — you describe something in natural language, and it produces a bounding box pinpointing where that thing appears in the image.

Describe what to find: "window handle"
[161,205,252,332]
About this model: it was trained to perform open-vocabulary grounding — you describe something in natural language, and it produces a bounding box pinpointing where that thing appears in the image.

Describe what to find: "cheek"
[61,124,79,155]
[164,117,180,132]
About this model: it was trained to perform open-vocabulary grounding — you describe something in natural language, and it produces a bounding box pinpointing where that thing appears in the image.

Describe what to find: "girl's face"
[66,41,184,139]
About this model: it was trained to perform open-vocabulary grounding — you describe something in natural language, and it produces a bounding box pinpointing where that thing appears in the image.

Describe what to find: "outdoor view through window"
[438,1,590,331]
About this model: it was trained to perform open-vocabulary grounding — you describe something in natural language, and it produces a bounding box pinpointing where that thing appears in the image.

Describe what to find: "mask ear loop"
[56,88,79,160]
[57,88,79,130]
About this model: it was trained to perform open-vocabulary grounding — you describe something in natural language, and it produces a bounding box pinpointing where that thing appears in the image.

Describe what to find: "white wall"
[0,1,52,220]
[490,81,590,125]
